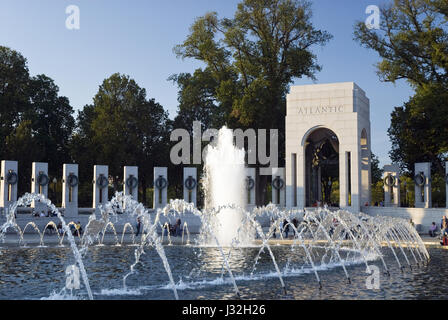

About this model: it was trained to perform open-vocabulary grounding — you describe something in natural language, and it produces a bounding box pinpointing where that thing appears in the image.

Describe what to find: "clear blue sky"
[0,0,413,166]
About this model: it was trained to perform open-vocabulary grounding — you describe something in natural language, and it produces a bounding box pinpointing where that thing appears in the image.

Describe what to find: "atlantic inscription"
[298,105,344,115]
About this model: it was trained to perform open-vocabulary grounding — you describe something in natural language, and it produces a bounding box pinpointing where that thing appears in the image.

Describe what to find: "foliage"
[0,46,30,159]
[173,0,331,134]
[172,0,331,204]
[388,84,448,174]
[354,0,448,176]
[0,46,172,207]
[70,73,172,206]
[354,0,448,88]
[371,152,384,184]
[0,47,75,195]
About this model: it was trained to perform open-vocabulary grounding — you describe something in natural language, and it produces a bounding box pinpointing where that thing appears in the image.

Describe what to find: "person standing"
[441,217,448,237]
[175,219,182,237]
[135,217,142,237]
[429,222,437,237]
[441,218,448,246]
[279,220,284,238]
[57,222,63,236]
[283,219,290,239]
[271,217,277,239]
[292,218,298,236]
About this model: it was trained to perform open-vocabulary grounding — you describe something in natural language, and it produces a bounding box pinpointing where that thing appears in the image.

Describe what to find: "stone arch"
[301,125,341,147]
[285,82,371,211]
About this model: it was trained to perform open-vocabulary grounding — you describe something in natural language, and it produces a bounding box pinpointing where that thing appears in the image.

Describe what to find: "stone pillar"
[123,166,138,201]
[360,130,372,207]
[31,162,49,212]
[183,167,197,206]
[296,152,306,208]
[62,164,79,217]
[415,162,431,208]
[351,149,362,212]
[383,164,400,207]
[93,165,109,213]
[245,168,256,207]
[154,167,168,209]
[446,161,448,209]
[272,168,286,207]
[339,151,349,208]
[286,151,297,208]
[0,160,18,210]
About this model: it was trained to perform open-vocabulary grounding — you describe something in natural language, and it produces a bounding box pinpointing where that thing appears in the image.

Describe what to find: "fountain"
[202,127,254,246]
[0,193,431,300]
[0,193,94,300]
[0,127,432,300]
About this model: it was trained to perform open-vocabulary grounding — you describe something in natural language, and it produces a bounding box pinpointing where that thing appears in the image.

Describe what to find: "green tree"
[175,0,332,129]
[3,74,76,196]
[73,73,171,206]
[173,0,332,204]
[371,152,384,184]
[354,0,448,176]
[69,105,97,206]
[0,47,30,159]
[4,120,39,195]
[0,47,75,197]
[354,0,448,88]
[170,69,223,133]
[389,84,448,174]
[26,75,75,173]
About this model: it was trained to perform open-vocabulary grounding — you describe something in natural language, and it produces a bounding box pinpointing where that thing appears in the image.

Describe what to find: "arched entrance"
[285,82,371,212]
[305,128,339,207]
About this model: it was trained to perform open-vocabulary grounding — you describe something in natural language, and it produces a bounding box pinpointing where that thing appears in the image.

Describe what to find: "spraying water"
[0,193,94,300]
[0,191,431,300]
[203,127,252,246]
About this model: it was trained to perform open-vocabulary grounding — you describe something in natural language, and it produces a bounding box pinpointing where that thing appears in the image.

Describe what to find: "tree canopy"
[354,0,448,88]
[0,46,172,206]
[0,47,76,195]
[173,0,332,132]
[354,0,448,174]
[172,0,332,204]
[388,83,448,173]
[0,47,30,160]
[70,73,171,205]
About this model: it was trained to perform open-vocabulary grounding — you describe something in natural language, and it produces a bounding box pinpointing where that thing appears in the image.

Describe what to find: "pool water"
[0,244,446,300]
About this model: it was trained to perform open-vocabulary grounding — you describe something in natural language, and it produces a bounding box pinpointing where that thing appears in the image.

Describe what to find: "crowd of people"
[32,210,58,218]
[424,216,448,247]
[162,219,183,237]
[439,217,448,246]
[270,215,448,247]
[38,221,82,237]
[134,218,183,238]
[271,217,300,239]
[26,211,448,248]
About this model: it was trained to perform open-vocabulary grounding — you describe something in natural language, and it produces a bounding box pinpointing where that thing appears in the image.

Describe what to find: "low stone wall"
[1,212,204,235]
[1,211,272,235]
[12,205,446,236]
[361,206,448,233]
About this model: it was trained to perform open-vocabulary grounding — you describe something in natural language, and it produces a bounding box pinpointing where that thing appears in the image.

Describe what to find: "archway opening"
[305,128,339,207]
